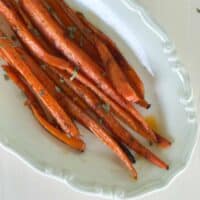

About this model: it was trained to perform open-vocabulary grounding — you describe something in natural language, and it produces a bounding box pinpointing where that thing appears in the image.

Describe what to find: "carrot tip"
[146,103,151,109]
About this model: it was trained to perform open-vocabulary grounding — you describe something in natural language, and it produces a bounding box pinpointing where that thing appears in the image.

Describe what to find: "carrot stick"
[3,65,85,151]
[43,0,101,64]
[61,94,138,178]
[54,0,146,101]
[12,48,137,178]
[30,104,85,152]
[76,11,145,99]
[15,45,169,169]
[44,67,169,168]
[0,32,79,137]
[0,0,157,142]
[44,66,137,164]
[44,0,141,103]
[20,0,143,104]
[44,0,150,108]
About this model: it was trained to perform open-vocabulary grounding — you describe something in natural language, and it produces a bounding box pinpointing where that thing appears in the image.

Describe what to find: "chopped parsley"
[55,86,61,93]
[60,78,65,84]
[41,64,47,70]
[67,26,77,40]
[70,66,79,81]
[46,5,54,13]
[99,118,103,125]
[39,89,45,97]
[3,74,9,81]
[31,28,40,37]
[102,103,110,113]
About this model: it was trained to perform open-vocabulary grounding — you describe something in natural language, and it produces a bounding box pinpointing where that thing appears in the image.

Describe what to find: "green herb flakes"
[60,78,65,84]
[11,35,17,42]
[3,74,9,81]
[41,64,47,70]
[39,89,45,97]
[70,66,79,81]
[99,118,103,125]
[55,86,61,93]
[67,26,77,40]
[102,103,110,113]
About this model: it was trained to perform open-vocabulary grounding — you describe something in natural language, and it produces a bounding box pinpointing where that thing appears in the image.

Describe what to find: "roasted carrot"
[43,0,101,64]
[3,65,85,151]
[48,68,169,168]
[0,31,79,137]
[44,66,137,164]
[53,0,146,102]
[61,94,138,178]
[44,0,150,108]
[20,0,144,104]
[76,11,145,99]
[30,104,85,152]
[12,48,137,178]
[0,0,157,142]
[44,0,141,103]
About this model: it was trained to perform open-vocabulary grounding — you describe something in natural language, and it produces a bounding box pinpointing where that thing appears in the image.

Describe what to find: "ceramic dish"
[0,0,198,199]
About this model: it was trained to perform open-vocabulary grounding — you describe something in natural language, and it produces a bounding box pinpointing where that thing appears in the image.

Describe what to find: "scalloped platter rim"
[0,0,198,199]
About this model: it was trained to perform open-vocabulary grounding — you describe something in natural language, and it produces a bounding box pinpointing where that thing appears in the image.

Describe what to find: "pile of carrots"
[0,0,171,179]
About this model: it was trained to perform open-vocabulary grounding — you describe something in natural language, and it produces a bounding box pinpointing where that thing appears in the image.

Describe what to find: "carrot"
[12,48,137,178]
[53,0,146,102]
[20,0,144,104]
[0,0,157,142]
[43,0,101,64]
[2,64,43,113]
[62,94,138,178]
[43,67,169,167]
[0,31,79,137]
[44,0,141,103]
[76,11,145,99]
[3,65,85,151]
[44,66,137,164]
[30,104,85,152]
[56,69,159,142]
[7,42,169,168]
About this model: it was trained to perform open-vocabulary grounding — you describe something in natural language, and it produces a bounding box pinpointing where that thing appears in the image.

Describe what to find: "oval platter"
[0,0,198,199]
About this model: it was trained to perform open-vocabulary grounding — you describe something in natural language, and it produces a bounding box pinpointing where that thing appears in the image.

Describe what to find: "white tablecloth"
[1,0,199,199]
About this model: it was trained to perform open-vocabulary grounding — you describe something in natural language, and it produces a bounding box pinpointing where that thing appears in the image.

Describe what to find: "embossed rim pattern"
[0,0,198,199]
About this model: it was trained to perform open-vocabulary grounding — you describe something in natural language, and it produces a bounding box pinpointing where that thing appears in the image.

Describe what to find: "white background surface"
[0,0,200,199]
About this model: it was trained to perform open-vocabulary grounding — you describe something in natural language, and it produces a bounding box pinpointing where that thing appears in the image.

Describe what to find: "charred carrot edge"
[3,65,85,151]
[13,47,137,178]
[61,95,138,179]
[0,0,157,142]
[0,31,79,137]
[45,0,141,103]
[65,97,138,178]
[76,10,145,100]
